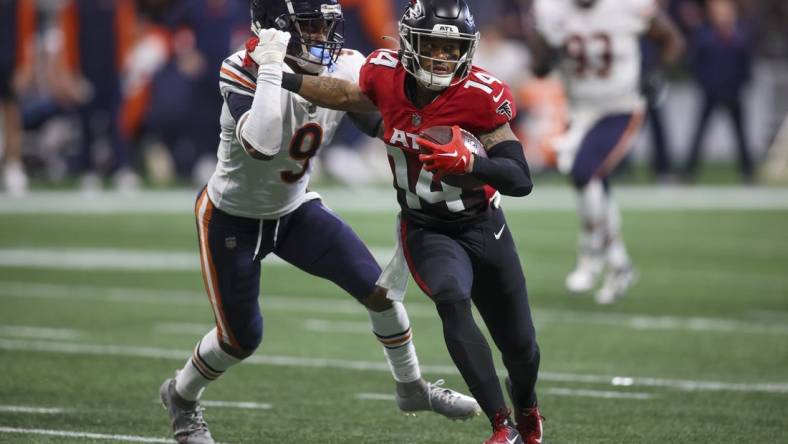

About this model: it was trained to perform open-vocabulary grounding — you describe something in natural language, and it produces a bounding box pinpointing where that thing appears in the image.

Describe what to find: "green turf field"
[1,188,787,443]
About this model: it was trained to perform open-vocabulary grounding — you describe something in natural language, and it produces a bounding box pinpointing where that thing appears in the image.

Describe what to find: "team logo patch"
[496,100,513,120]
[412,113,422,126]
[225,237,237,249]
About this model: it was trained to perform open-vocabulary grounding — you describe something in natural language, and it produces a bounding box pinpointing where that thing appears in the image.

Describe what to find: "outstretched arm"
[282,72,378,113]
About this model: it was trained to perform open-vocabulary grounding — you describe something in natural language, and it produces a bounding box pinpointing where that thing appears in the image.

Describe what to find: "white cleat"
[159,376,215,444]
[3,162,28,197]
[565,255,603,294]
[595,266,638,305]
[396,379,481,420]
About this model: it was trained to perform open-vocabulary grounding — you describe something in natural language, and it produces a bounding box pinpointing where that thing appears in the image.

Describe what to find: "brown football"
[418,125,487,189]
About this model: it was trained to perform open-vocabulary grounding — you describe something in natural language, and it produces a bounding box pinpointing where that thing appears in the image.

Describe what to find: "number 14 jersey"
[359,49,517,226]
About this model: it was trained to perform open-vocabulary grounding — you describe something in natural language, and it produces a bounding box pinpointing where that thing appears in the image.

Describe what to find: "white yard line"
[0,325,81,341]
[199,400,271,410]
[0,247,395,270]
[1,187,787,213]
[0,426,173,443]
[0,338,786,395]
[2,248,786,293]
[2,281,787,336]
[303,319,372,334]
[543,387,656,400]
[0,405,64,414]
[355,389,656,401]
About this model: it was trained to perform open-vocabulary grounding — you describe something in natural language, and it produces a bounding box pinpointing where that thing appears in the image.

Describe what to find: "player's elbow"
[505,179,533,197]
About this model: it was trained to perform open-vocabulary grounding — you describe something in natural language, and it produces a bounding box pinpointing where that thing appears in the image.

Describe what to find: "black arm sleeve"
[281,72,303,93]
[347,111,383,138]
[226,92,253,122]
[470,140,533,197]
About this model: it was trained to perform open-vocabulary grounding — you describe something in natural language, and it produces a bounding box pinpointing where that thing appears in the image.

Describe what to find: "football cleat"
[595,265,638,305]
[565,254,603,293]
[484,410,524,444]
[3,162,28,197]
[159,376,215,444]
[396,379,481,420]
[505,378,544,444]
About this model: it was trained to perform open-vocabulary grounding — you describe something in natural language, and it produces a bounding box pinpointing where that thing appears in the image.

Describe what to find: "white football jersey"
[207,49,366,219]
[534,0,657,112]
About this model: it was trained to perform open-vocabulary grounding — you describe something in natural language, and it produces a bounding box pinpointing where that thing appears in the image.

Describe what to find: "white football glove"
[248,25,291,66]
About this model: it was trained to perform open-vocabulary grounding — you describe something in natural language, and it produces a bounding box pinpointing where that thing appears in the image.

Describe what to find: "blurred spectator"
[641,0,686,184]
[684,0,755,182]
[137,0,248,185]
[0,0,36,196]
[52,0,141,192]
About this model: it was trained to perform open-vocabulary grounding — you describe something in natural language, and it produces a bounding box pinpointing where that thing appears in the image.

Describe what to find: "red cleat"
[505,378,544,444]
[483,410,523,444]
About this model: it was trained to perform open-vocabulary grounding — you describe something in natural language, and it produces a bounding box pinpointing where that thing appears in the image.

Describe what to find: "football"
[418,125,487,189]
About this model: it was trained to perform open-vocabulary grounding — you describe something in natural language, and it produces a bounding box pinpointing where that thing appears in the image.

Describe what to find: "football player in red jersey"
[268,1,544,442]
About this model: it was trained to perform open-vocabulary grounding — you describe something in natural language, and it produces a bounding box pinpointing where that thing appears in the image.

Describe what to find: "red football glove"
[243,36,260,68]
[417,125,473,181]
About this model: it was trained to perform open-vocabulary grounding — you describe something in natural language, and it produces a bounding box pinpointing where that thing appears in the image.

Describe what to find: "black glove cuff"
[281,72,303,93]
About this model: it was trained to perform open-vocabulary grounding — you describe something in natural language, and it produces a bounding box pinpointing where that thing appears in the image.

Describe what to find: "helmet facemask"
[252,1,344,75]
[287,3,344,74]
[399,23,479,91]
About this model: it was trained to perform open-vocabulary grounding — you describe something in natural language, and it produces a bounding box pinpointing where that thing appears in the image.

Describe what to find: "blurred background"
[1,0,787,194]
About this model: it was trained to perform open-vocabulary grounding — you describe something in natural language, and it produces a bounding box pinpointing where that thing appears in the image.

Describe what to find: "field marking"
[0,247,394,270]
[3,281,788,337]
[0,426,173,443]
[0,325,81,341]
[1,338,786,395]
[1,187,787,213]
[303,319,371,334]
[0,405,64,414]
[3,248,787,294]
[543,388,656,400]
[355,393,396,401]
[200,400,271,410]
[355,389,656,401]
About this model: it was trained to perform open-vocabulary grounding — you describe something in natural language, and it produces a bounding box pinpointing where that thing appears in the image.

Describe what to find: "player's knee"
[360,286,393,312]
[230,321,264,358]
[502,334,539,363]
[570,168,593,189]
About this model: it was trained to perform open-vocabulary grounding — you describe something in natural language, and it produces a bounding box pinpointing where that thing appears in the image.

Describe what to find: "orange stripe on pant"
[595,112,644,179]
[195,189,240,349]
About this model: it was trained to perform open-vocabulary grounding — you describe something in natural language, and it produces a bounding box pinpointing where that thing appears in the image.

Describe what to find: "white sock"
[604,197,631,269]
[577,179,607,257]
[175,328,242,401]
[367,302,421,383]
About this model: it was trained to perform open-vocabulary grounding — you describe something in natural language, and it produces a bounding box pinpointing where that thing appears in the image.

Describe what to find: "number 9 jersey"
[534,0,658,113]
[359,49,517,227]
[208,48,366,219]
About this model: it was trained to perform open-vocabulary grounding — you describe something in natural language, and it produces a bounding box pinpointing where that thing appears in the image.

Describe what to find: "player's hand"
[244,27,291,67]
[417,125,473,180]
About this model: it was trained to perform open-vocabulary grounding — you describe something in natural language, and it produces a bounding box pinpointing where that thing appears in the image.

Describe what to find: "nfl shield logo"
[412,114,422,126]
[225,237,237,249]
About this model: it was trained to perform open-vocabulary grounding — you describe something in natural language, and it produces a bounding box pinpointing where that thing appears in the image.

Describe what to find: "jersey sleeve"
[335,48,367,84]
[359,49,399,106]
[218,50,257,99]
[462,69,518,135]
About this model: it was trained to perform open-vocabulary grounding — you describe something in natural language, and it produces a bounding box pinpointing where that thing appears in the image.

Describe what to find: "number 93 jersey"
[359,49,516,227]
[534,0,657,113]
[207,48,366,219]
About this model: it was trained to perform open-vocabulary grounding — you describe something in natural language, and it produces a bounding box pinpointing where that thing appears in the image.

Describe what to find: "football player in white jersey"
[531,0,684,304]
[157,1,479,442]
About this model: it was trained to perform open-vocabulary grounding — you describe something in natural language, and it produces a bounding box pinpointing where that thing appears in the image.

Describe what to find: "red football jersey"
[359,49,517,224]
